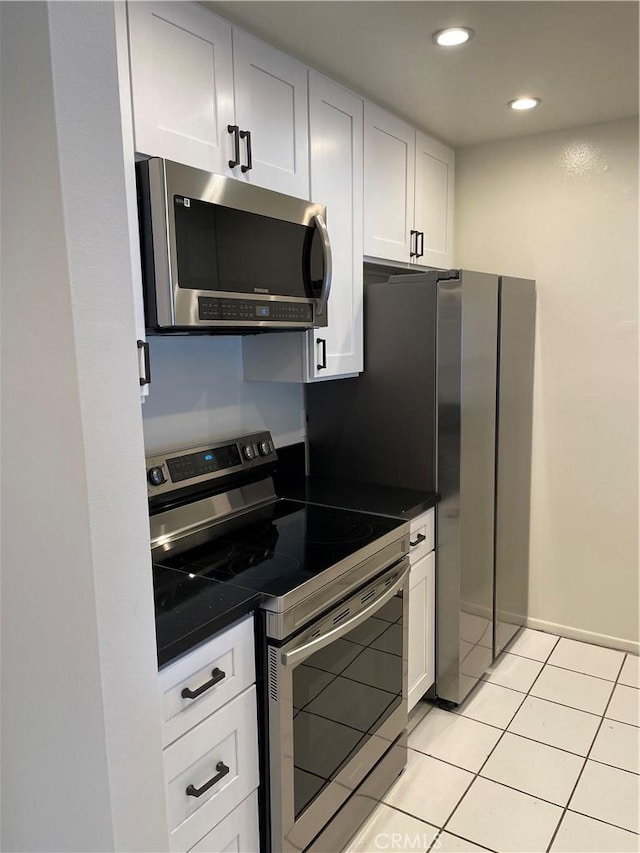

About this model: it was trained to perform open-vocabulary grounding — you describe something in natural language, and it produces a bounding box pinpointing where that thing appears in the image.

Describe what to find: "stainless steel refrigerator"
[305,269,536,706]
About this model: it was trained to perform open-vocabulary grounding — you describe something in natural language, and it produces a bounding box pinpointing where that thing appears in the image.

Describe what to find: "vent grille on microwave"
[268,647,279,703]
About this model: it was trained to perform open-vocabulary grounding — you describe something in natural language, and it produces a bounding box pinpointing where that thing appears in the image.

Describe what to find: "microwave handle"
[281,562,409,668]
[313,214,333,317]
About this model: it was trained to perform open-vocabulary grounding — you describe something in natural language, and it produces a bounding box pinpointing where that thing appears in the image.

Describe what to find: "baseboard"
[525,616,639,656]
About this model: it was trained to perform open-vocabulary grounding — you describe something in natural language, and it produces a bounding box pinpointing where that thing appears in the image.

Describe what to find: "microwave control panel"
[198,296,313,324]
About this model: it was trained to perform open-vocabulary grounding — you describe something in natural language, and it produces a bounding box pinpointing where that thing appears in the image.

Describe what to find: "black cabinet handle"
[181,667,225,700]
[410,230,419,258]
[228,125,240,168]
[137,340,151,387]
[410,533,426,547]
[185,761,230,798]
[316,337,327,371]
[240,130,253,172]
[418,231,425,258]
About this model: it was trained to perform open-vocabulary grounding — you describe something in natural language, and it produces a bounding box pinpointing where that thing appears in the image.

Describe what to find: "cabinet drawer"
[164,685,259,853]
[188,790,259,853]
[159,616,255,748]
[409,509,435,562]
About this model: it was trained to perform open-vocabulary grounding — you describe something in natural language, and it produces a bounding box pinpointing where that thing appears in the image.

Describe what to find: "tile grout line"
[483,658,626,687]
[433,634,562,846]
[462,686,615,721]
[388,636,635,851]
[544,651,629,852]
[565,808,640,837]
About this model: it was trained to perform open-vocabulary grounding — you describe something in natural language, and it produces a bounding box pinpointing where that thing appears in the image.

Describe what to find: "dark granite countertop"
[154,565,262,668]
[278,477,439,521]
[153,483,437,668]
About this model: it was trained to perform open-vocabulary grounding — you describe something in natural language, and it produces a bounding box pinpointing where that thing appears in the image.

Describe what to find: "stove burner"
[303,513,375,545]
[227,551,301,579]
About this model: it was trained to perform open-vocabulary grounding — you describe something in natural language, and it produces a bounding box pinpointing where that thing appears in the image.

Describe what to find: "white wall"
[142,336,306,454]
[455,118,639,650]
[1,2,167,849]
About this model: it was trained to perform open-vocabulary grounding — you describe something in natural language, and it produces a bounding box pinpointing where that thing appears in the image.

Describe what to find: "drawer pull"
[410,533,426,547]
[185,761,230,798]
[181,668,225,700]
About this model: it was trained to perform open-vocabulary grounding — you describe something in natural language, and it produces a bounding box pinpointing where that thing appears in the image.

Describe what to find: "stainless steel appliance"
[137,158,332,332]
[305,268,536,706]
[147,430,410,852]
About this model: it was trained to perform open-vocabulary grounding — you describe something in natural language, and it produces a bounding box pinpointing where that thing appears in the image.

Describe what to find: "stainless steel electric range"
[147,431,410,853]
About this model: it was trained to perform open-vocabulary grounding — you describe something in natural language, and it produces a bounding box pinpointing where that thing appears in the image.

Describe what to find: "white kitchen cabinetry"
[159,616,259,853]
[414,131,455,269]
[127,3,309,197]
[242,72,363,382]
[188,791,259,853]
[114,2,151,397]
[363,102,416,263]
[127,2,235,176]
[364,103,454,269]
[232,29,310,197]
[407,510,436,711]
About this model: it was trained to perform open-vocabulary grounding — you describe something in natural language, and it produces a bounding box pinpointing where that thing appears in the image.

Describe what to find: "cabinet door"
[414,131,455,269]
[308,73,363,380]
[408,551,435,711]
[127,2,235,174]
[115,3,150,398]
[232,28,309,198]
[364,103,415,263]
[163,686,259,853]
[188,791,259,853]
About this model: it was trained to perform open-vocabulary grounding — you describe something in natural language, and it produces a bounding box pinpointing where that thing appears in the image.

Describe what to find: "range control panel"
[198,296,313,325]
[146,430,277,497]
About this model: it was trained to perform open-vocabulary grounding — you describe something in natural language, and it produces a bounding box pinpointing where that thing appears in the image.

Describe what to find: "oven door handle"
[281,564,409,669]
[313,213,333,318]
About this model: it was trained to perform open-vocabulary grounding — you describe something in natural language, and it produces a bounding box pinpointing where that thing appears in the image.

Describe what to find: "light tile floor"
[347,629,640,852]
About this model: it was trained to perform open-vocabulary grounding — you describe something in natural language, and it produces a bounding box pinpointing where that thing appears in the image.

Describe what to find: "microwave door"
[138,158,331,332]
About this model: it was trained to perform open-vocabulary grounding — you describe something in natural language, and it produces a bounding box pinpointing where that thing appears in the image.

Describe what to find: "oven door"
[268,559,409,853]
[139,158,332,331]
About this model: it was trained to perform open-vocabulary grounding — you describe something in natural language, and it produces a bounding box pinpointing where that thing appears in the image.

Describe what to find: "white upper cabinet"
[242,73,363,383]
[364,103,415,263]
[127,4,309,197]
[414,131,455,269]
[308,73,363,379]
[232,29,310,198]
[364,103,455,269]
[127,2,235,175]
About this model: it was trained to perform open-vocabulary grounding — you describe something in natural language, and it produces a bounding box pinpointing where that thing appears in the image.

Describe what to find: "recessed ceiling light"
[432,27,474,47]
[508,97,542,111]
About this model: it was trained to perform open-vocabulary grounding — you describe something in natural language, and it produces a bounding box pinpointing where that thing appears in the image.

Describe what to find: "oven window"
[173,196,324,297]
[292,594,403,819]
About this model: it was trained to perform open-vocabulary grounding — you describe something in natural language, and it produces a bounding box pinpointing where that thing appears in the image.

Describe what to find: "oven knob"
[242,444,255,460]
[258,441,271,456]
[147,466,166,487]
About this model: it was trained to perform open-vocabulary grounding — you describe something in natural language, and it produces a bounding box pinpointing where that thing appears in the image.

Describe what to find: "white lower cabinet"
[159,617,256,748]
[407,510,436,712]
[188,791,259,853]
[159,616,260,853]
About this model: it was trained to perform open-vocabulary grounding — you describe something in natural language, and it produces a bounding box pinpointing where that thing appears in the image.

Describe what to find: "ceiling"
[207,1,639,147]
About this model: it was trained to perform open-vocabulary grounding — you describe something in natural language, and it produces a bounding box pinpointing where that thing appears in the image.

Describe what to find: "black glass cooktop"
[154,499,404,600]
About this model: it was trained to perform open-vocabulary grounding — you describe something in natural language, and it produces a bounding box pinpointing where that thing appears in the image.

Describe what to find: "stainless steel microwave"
[136,158,332,333]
